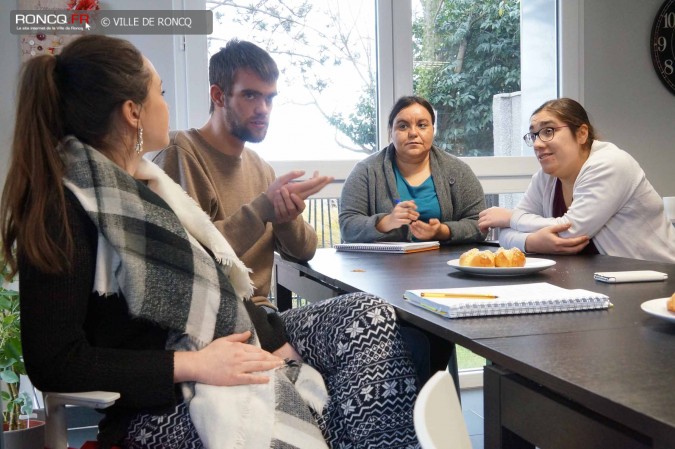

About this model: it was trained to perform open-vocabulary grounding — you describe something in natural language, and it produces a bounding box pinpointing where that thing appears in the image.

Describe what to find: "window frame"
[177,0,569,386]
[184,0,564,197]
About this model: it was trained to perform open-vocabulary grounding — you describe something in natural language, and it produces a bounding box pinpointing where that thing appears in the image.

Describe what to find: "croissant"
[668,293,675,313]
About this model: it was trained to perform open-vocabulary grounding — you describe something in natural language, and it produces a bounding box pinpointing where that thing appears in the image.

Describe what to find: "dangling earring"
[134,127,144,154]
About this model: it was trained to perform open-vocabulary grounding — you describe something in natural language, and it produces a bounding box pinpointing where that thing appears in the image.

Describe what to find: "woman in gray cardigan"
[339,96,486,244]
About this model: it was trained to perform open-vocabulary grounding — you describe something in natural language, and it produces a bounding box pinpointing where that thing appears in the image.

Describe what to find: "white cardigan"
[499,140,675,264]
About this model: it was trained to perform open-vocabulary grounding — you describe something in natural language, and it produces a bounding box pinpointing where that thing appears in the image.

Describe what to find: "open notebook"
[404,282,611,318]
[334,241,440,254]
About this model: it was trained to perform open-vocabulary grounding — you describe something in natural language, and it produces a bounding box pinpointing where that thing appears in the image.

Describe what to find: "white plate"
[447,258,556,276]
[640,298,675,323]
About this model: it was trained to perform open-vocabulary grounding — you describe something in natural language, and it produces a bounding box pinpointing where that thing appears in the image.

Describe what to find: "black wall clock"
[651,0,675,95]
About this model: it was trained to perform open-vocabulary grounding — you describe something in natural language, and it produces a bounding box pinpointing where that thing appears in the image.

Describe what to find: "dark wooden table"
[274,245,675,449]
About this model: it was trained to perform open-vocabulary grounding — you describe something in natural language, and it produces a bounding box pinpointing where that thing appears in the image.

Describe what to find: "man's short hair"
[209,39,279,113]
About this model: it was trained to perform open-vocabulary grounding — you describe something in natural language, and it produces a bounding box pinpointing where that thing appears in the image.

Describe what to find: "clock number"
[657,36,668,52]
[665,12,675,28]
[664,59,674,76]
[652,1,675,95]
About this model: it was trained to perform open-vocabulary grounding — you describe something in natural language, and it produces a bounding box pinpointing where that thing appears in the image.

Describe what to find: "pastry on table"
[459,247,526,268]
[459,248,496,267]
[494,247,526,267]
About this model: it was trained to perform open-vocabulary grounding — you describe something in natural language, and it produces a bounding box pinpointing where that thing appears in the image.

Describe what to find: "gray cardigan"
[339,144,486,244]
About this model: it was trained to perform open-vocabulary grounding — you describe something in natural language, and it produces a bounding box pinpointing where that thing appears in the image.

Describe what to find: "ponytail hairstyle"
[1,35,150,278]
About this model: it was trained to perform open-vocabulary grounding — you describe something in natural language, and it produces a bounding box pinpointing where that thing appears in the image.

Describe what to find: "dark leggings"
[281,292,420,448]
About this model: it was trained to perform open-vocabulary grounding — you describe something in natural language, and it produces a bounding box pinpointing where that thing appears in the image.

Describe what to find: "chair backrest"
[414,370,472,449]
[44,390,119,449]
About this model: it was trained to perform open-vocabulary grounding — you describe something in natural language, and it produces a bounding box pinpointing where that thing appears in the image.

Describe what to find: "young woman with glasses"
[477,97,675,263]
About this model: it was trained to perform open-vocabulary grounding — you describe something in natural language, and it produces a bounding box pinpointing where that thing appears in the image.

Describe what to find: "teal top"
[393,162,442,223]
[339,143,486,245]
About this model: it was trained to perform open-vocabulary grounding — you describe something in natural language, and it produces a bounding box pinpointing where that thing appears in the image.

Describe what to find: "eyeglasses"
[522,126,569,147]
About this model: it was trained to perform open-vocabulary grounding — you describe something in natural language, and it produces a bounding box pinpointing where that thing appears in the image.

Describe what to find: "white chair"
[43,391,119,449]
[414,370,472,449]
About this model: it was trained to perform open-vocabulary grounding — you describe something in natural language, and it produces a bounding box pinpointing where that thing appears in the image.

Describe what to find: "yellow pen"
[420,292,497,299]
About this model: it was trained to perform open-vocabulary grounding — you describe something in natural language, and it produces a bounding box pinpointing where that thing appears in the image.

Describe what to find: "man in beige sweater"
[149,40,425,447]
[150,39,331,308]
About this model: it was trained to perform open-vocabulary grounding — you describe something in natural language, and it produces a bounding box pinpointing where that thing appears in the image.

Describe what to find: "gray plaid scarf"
[60,136,327,449]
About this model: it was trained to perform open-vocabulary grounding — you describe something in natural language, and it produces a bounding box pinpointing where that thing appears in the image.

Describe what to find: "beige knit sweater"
[151,129,317,307]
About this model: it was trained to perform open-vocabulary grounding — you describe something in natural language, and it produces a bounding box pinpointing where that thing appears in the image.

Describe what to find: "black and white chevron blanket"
[59,136,327,449]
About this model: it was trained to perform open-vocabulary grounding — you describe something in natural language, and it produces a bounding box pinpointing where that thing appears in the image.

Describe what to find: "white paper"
[593,271,668,283]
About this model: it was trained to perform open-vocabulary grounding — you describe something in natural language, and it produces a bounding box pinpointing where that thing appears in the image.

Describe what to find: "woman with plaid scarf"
[1,35,420,449]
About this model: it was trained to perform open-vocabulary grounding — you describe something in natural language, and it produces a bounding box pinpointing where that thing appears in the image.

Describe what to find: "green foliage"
[414,0,521,156]
[327,0,521,156]
[327,86,377,153]
[1,257,31,430]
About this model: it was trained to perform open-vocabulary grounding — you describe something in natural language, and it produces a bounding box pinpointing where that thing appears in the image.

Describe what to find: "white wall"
[562,0,675,196]
[521,0,557,152]
[0,0,208,190]
[0,0,20,190]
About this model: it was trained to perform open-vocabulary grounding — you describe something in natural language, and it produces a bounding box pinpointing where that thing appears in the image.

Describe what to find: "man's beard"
[225,101,267,143]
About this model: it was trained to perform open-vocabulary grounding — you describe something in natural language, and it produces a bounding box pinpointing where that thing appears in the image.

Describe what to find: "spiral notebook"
[404,282,611,318]
[334,241,440,253]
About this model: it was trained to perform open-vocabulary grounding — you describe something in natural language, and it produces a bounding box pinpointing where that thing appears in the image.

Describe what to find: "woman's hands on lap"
[174,331,284,386]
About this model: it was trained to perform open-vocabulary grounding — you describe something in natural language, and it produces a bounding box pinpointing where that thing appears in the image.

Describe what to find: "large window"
[204,1,554,188]
[207,1,375,162]
[202,0,558,259]
[412,0,521,158]
[203,0,559,381]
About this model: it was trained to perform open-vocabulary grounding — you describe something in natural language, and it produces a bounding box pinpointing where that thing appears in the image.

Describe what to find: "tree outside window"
[414,0,521,157]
